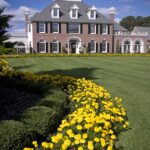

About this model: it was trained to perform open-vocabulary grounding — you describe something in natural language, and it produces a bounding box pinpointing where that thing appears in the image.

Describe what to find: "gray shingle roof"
[135,27,150,35]
[30,0,112,24]
[114,22,128,31]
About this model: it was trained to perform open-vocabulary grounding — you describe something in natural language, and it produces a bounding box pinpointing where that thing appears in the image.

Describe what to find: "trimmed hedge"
[0,121,37,150]
[0,53,150,59]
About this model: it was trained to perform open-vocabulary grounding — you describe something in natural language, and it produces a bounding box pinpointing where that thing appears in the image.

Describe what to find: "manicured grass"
[7,57,150,150]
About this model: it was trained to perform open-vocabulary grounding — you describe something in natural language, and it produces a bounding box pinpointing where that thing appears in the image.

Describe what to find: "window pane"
[39,43,45,52]
[52,42,58,52]
[72,10,76,18]
[102,41,106,51]
[39,23,45,33]
[102,25,107,34]
[90,24,96,33]
[54,9,58,17]
[68,23,80,33]
[52,23,59,33]
[90,11,95,18]
[90,41,95,51]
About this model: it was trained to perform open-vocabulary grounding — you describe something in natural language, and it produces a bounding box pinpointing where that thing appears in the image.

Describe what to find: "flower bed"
[0,59,129,150]
[0,53,150,59]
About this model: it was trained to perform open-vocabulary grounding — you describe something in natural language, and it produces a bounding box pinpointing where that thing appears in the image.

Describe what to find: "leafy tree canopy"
[120,16,150,31]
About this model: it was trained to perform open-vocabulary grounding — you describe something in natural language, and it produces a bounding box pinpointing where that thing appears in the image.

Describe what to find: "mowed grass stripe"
[7,57,150,150]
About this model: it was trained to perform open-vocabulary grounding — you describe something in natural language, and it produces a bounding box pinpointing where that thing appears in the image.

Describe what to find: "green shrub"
[0,45,16,55]
[0,120,37,150]
[21,106,59,138]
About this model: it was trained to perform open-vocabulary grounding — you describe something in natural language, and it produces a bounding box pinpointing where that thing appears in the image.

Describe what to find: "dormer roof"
[70,4,79,9]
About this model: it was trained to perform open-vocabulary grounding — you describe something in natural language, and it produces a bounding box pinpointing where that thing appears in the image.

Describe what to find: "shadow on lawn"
[13,65,34,70]
[37,67,100,80]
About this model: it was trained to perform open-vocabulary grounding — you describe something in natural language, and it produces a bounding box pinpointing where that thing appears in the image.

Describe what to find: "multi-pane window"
[68,23,80,33]
[102,24,108,34]
[52,23,59,33]
[52,40,59,53]
[39,42,46,53]
[72,10,77,18]
[90,24,96,34]
[101,41,107,52]
[39,22,45,33]
[90,40,96,52]
[90,11,95,19]
[53,9,58,17]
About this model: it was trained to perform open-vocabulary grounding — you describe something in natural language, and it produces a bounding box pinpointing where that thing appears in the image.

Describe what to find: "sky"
[0,0,150,35]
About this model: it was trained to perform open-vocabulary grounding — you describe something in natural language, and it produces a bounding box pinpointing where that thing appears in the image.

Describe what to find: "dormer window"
[70,4,79,19]
[88,5,96,20]
[51,3,60,18]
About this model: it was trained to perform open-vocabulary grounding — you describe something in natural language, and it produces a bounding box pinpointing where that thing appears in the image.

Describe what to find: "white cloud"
[5,6,40,22]
[121,5,133,12]
[0,0,10,7]
[11,28,26,35]
[115,18,122,23]
[97,6,118,15]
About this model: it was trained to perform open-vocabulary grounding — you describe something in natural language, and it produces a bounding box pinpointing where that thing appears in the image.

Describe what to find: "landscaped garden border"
[0,53,150,59]
[0,59,129,150]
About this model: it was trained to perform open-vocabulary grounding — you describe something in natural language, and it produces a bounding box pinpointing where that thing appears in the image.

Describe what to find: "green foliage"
[120,15,150,31]
[0,120,37,150]
[0,45,16,55]
[0,7,13,45]
[21,106,58,137]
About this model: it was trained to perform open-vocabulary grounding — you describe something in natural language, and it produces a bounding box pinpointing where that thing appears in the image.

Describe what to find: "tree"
[120,16,150,31]
[0,7,13,45]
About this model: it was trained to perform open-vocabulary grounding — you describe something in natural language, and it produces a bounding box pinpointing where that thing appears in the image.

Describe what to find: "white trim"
[70,9,78,19]
[101,41,107,53]
[51,8,60,18]
[122,38,133,53]
[133,38,144,53]
[39,22,45,33]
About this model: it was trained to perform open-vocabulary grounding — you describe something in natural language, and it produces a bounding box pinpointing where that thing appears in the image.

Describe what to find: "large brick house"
[26,0,150,54]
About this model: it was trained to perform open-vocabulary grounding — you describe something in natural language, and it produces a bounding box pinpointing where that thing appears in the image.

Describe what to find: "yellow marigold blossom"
[94,137,99,142]
[107,145,113,150]
[23,148,34,150]
[111,135,116,140]
[83,133,88,139]
[100,138,106,147]
[94,126,102,133]
[78,146,84,150]
[88,141,94,150]
[76,125,83,130]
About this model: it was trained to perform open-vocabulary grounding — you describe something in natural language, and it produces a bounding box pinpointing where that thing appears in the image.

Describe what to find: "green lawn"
[7,57,150,150]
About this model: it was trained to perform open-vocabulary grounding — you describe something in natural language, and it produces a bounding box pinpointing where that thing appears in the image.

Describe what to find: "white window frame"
[39,22,45,33]
[101,41,107,53]
[102,24,108,34]
[52,23,59,33]
[90,24,96,34]
[39,41,46,53]
[89,10,96,19]
[70,9,78,19]
[90,40,96,53]
[52,40,59,53]
[51,8,59,18]
[68,23,80,34]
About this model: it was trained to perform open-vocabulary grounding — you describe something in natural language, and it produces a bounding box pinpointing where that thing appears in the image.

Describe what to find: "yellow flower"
[100,138,106,147]
[83,133,88,139]
[23,148,34,150]
[78,146,84,150]
[111,135,116,140]
[107,145,113,150]
[88,141,94,150]
[94,126,101,133]
[94,137,99,142]
[76,125,83,130]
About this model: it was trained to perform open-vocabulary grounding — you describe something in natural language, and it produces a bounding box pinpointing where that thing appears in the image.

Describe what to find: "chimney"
[108,7,116,23]
[25,10,29,34]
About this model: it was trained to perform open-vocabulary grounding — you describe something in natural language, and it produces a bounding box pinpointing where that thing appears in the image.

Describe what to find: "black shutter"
[100,43,102,53]
[50,43,52,53]
[80,24,82,34]
[88,43,90,53]
[59,23,61,33]
[96,43,98,53]
[100,24,102,34]
[45,22,48,33]
[88,24,90,34]
[107,43,109,53]
[37,42,39,53]
[108,25,110,34]
[50,23,52,33]
[37,22,39,33]
[46,42,48,53]
[67,23,69,33]
[59,42,61,53]
[96,24,98,34]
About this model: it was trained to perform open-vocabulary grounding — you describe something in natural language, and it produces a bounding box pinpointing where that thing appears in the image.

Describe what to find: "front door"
[70,40,77,53]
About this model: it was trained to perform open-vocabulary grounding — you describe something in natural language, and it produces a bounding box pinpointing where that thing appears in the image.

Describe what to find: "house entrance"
[69,39,78,53]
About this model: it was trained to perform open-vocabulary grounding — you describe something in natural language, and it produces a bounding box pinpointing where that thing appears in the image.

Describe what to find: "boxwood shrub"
[0,120,37,150]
